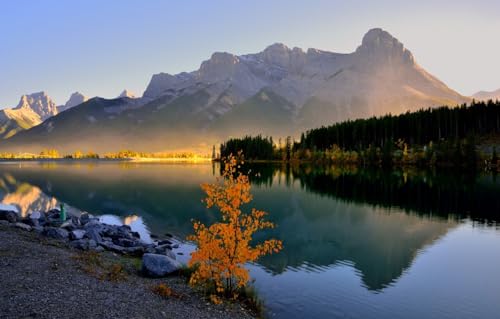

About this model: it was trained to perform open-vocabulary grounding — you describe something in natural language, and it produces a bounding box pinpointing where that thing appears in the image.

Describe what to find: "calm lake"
[1,161,500,319]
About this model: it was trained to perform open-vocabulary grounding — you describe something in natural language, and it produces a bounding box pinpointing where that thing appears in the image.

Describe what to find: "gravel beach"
[0,223,255,319]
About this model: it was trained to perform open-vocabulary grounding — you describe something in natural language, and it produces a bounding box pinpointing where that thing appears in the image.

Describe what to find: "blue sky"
[1,0,499,107]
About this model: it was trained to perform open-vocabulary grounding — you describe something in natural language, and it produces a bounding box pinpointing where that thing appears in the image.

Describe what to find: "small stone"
[158,239,172,245]
[141,253,181,277]
[14,222,32,231]
[69,229,86,240]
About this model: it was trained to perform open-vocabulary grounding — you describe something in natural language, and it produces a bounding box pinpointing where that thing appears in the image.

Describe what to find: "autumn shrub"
[152,283,184,299]
[187,152,282,299]
[100,263,127,282]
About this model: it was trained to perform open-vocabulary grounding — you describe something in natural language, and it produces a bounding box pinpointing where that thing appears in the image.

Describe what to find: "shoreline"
[0,215,255,319]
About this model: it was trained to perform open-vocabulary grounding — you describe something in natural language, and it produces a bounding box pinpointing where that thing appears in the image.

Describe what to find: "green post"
[60,203,66,221]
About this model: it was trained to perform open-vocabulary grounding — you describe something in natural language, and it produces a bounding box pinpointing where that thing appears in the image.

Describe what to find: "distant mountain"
[0,92,58,139]
[58,92,88,113]
[473,88,500,101]
[118,89,136,99]
[1,28,470,153]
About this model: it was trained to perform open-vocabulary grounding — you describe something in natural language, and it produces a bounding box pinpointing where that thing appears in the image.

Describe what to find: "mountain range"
[0,28,476,153]
[473,88,500,102]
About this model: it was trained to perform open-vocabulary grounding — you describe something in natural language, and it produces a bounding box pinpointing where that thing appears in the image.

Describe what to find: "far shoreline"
[0,157,213,164]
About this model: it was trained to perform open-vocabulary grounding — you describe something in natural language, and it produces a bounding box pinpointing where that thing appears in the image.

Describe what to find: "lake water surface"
[1,161,499,319]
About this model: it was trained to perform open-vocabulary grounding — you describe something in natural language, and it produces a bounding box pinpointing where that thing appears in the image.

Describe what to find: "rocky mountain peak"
[261,43,295,67]
[59,92,88,112]
[356,28,414,66]
[14,91,58,120]
[198,52,241,83]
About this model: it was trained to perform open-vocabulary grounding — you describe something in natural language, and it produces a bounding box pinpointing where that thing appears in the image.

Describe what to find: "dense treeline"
[220,135,275,160]
[219,100,500,168]
[300,100,500,151]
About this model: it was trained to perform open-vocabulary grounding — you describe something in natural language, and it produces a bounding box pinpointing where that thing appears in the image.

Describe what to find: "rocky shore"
[0,209,255,319]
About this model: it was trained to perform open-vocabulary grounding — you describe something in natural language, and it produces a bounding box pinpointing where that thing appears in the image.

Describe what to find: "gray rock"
[119,225,131,231]
[92,246,105,253]
[14,222,32,231]
[0,220,9,226]
[165,250,177,260]
[85,228,103,244]
[141,253,181,277]
[131,231,140,238]
[158,239,173,245]
[69,229,86,240]
[104,225,134,240]
[124,246,145,257]
[30,211,41,220]
[71,216,81,227]
[0,210,18,223]
[60,220,76,231]
[99,241,126,253]
[144,246,156,254]
[83,220,102,230]
[70,239,90,250]
[88,239,97,249]
[25,217,39,227]
[113,238,138,247]
[32,226,44,233]
[43,227,69,239]
[157,244,172,250]
[79,212,91,225]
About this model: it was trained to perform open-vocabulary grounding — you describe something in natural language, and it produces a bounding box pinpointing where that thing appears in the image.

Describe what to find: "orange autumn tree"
[187,153,282,298]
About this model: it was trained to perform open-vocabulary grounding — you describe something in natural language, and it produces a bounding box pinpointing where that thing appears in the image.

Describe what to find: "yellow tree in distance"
[187,152,282,299]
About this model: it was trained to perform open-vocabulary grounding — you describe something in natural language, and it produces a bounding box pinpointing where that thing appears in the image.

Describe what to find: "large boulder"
[0,210,18,223]
[141,253,181,277]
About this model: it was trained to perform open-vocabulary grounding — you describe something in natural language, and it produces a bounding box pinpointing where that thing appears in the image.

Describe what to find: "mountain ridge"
[1,28,471,153]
